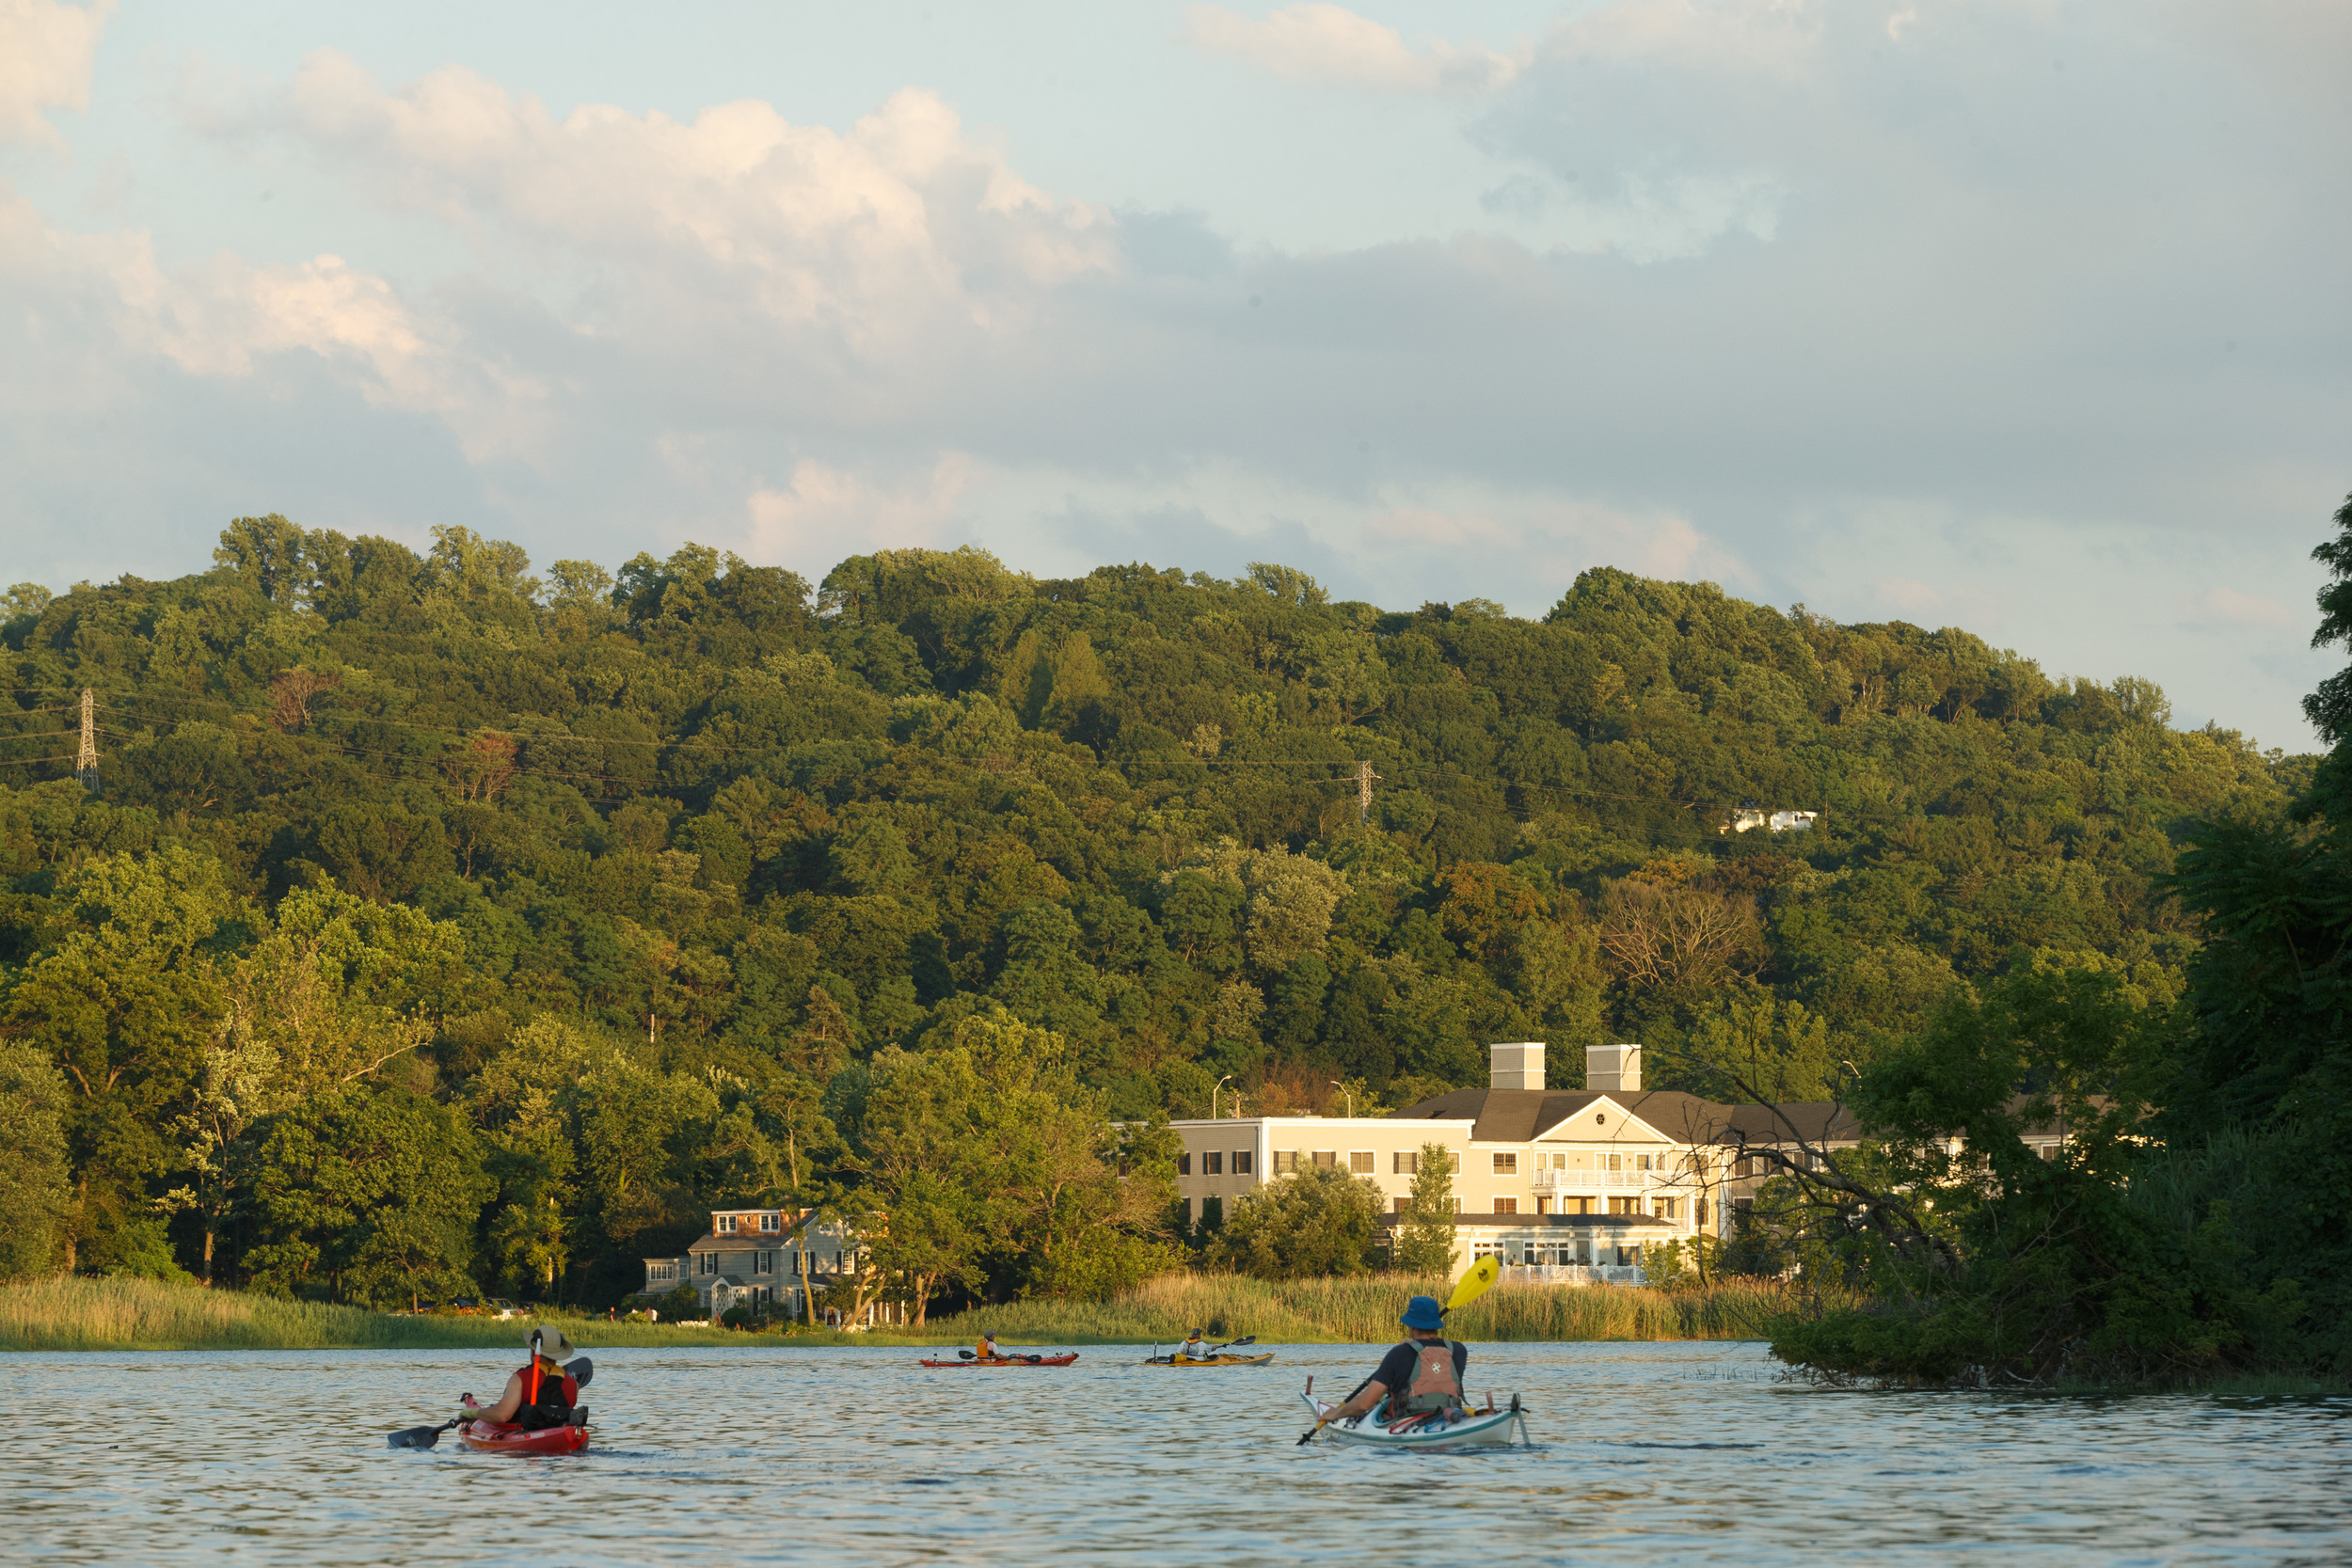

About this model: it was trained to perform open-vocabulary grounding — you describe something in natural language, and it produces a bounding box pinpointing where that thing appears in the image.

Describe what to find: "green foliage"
[0,1042,74,1279]
[1214,1165,1386,1279]
[1394,1142,1457,1275]
[0,516,2315,1313]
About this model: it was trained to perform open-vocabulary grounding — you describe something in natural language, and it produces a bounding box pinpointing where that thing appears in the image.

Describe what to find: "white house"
[641,1209,902,1325]
[1171,1042,1853,1284]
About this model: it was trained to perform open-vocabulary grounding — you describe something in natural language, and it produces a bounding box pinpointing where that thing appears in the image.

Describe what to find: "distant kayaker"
[1320,1296,1467,1427]
[458,1328,580,1431]
[975,1330,1001,1361]
[1177,1329,1212,1361]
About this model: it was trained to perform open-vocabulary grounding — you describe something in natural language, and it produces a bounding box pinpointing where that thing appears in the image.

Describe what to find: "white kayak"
[1300,1383,1531,1451]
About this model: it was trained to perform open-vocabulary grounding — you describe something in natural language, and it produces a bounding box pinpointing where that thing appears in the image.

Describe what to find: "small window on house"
[1393,1196,1410,1212]
[1637,1153,1654,1171]
[1393,1150,1418,1175]
[1312,1151,1338,1169]
[717,1214,737,1234]
[1734,1156,1756,1178]
[1656,1198,1679,1219]
[1232,1151,1253,1175]
[760,1213,779,1232]
[1492,1152,1518,1175]
[2039,1144,2058,1161]
[1178,1153,1192,1176]
[1204,1151,1224,1176]
[1493,1196,1518,1215]
[1610,1196,1641,1216]
[1273,1150,1298,1174]
[1607,1152,1622,1172]
[1450,1196,1461,1213]
[1549,1152,1568,1170]
[1350,1151,1375,1174]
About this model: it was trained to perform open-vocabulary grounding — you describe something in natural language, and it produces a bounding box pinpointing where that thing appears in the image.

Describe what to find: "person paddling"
[458,1328,581,1431]
[1320,1296,1467,1428]
[975,1330,1001,1362]
[1176,1328,1212,1362]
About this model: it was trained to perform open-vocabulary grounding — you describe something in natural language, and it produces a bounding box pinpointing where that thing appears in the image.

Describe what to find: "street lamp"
[1215,1075,1234,1120]
[1330,1081,1353,1118]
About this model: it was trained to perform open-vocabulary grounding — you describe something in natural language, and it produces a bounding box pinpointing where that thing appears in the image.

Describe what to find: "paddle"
[1296,1264,1505,1445]
[387,1356,596,1449]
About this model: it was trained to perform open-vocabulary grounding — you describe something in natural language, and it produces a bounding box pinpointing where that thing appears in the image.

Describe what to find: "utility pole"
[1356,759,1378,825]
[75,688,97,791]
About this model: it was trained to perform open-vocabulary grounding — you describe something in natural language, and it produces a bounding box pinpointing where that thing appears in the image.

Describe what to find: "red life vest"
[518,1357,578,1428]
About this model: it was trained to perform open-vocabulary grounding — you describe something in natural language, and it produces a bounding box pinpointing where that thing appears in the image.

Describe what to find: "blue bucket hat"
[1400,1295,1445,1331]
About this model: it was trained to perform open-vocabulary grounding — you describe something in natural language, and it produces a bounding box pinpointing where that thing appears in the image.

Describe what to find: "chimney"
[1586,1043,1642,1093]
[1489,1041,1545,1092]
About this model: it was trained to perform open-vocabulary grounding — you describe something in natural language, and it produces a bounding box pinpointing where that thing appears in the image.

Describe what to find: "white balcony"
[1496,1264,1647,1287]
[1530,1168,1684,1192]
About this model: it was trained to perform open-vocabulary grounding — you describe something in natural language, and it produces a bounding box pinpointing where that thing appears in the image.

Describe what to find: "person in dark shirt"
[1320,1295,1469,1427]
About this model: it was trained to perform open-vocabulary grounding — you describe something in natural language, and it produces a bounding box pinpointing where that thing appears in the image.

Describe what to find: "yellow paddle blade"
[1445,1255,1502,1312]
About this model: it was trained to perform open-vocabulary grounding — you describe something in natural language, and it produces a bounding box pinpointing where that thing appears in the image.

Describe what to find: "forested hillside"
[0,517,2309,1310]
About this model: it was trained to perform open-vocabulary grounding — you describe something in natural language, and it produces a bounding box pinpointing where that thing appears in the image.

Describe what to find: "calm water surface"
[5,1341,2348,1565]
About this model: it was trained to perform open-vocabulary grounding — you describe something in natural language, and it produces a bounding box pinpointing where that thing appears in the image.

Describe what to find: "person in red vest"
[458,1328,580,1431]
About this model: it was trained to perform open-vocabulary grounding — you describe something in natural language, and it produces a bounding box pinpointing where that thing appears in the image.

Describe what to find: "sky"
[2,0,2346,748]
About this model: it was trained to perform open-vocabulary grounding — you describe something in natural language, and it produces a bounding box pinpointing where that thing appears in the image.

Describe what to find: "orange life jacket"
[1393,1340,1464,1417]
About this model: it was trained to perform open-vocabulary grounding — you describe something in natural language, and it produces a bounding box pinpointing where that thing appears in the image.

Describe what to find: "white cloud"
[2185,586,2296,629]
[1179,4,1523,95]
[743,454,977,571]
[0,0,112,150]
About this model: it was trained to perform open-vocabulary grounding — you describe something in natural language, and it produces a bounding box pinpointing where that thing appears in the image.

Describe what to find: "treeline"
[0,515,2308,1313]
[1744,497,2352,1387]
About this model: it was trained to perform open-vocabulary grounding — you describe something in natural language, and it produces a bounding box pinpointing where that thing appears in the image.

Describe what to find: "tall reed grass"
[0,1276,748,1352]
[919,1274,1800,1346]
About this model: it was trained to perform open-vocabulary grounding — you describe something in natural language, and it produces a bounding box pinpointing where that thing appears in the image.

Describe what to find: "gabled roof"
[1392,1086,1862,1146]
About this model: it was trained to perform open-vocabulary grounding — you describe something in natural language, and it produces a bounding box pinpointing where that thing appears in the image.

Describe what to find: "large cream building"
[1170,1042,1861,1281]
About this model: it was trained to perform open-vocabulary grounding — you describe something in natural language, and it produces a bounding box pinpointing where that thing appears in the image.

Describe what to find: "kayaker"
[458,1328,580,1431]
[975,1330,1001,1361]
[1177,1329,1212,1361]
[1320,1296,1468,1427]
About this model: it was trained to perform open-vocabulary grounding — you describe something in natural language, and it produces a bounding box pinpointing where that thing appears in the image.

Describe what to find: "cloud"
[2185,586,2296,630]
[0,0,112,150]
[1179,4,1522,95]
[743,454,977,572]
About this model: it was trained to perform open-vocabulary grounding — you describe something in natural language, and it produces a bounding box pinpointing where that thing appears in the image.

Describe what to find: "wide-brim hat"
[1399,1295,1445,1331]
[531,1327,576,1361]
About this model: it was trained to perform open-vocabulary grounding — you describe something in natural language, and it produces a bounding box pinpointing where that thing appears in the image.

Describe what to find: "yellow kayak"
[1143,1352,1276,1366]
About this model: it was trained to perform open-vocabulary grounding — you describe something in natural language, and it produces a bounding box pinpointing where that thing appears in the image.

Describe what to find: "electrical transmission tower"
[1356,759,1379,824]
[75,688,98,791]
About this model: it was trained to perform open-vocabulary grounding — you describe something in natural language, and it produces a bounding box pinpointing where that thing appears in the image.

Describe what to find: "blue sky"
[3,0,2346,746]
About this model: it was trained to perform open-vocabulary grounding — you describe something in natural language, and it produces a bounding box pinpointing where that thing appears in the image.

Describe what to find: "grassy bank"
[6,1273,1800,1352]
[914,1274,1797,1346]
[0,1276,754,1353]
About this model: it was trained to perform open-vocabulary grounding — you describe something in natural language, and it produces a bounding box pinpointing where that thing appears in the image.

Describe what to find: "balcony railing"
[1530,1168,1688,1191]
[1496,1264,1647,1287]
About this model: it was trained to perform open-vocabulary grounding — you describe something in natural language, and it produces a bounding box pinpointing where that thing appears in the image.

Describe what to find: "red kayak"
[458,1418,590,1455]
[918,1354,1079,1368]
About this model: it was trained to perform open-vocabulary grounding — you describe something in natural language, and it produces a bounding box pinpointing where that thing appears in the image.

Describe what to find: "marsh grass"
[916,1274,1800,1346]
[0,1276,750,1352]
[4,1273,1805,1353]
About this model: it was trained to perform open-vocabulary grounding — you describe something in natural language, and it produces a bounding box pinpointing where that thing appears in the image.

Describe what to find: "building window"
[1232,1151,1253,1175]
[1637,1154,1656,1172]
[1393,1196,1410,1212]
[755,1251,774,1275]
[1204,1151,1224,1176]
[1609,1196,1641,1216]
[1350,1151,1375,1174]
[1178,1153,1191,1176]
[1606,1152,1622,1172]
[1535,1197,1552,1215]
[1312,1151,1337,1170]
[1393,1150,1418,1175]
[1655,1198,1679,1219]
[1697,1198,1708,1227]
[1450,1196,1461,1213]
[717,1214,738,1234]
[1563,1196,1592,1216]
[1493,1197,1518,1215]
[1734,1155,1757,1178]
[1272,1150,1297,1174]
[1491,1152,1518,1175]
[1546,1151,1567,1170]
[759,1213,779,1232]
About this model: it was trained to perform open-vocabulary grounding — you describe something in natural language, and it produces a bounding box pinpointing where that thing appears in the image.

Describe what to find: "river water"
[6,1340,2348,1565]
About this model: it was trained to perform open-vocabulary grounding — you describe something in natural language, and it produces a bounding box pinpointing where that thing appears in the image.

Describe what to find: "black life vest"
[516,1356,578,1430]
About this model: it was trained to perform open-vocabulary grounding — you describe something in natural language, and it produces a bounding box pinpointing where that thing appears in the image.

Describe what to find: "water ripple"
[4,1341,2349,1565]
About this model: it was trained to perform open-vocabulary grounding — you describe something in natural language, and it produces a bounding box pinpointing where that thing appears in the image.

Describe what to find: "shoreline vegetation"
[5,1274,1798,1354]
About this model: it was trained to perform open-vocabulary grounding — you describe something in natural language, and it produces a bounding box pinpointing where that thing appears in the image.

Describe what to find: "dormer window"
[759,1213,780,1232]
[717,1214,738,1234]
